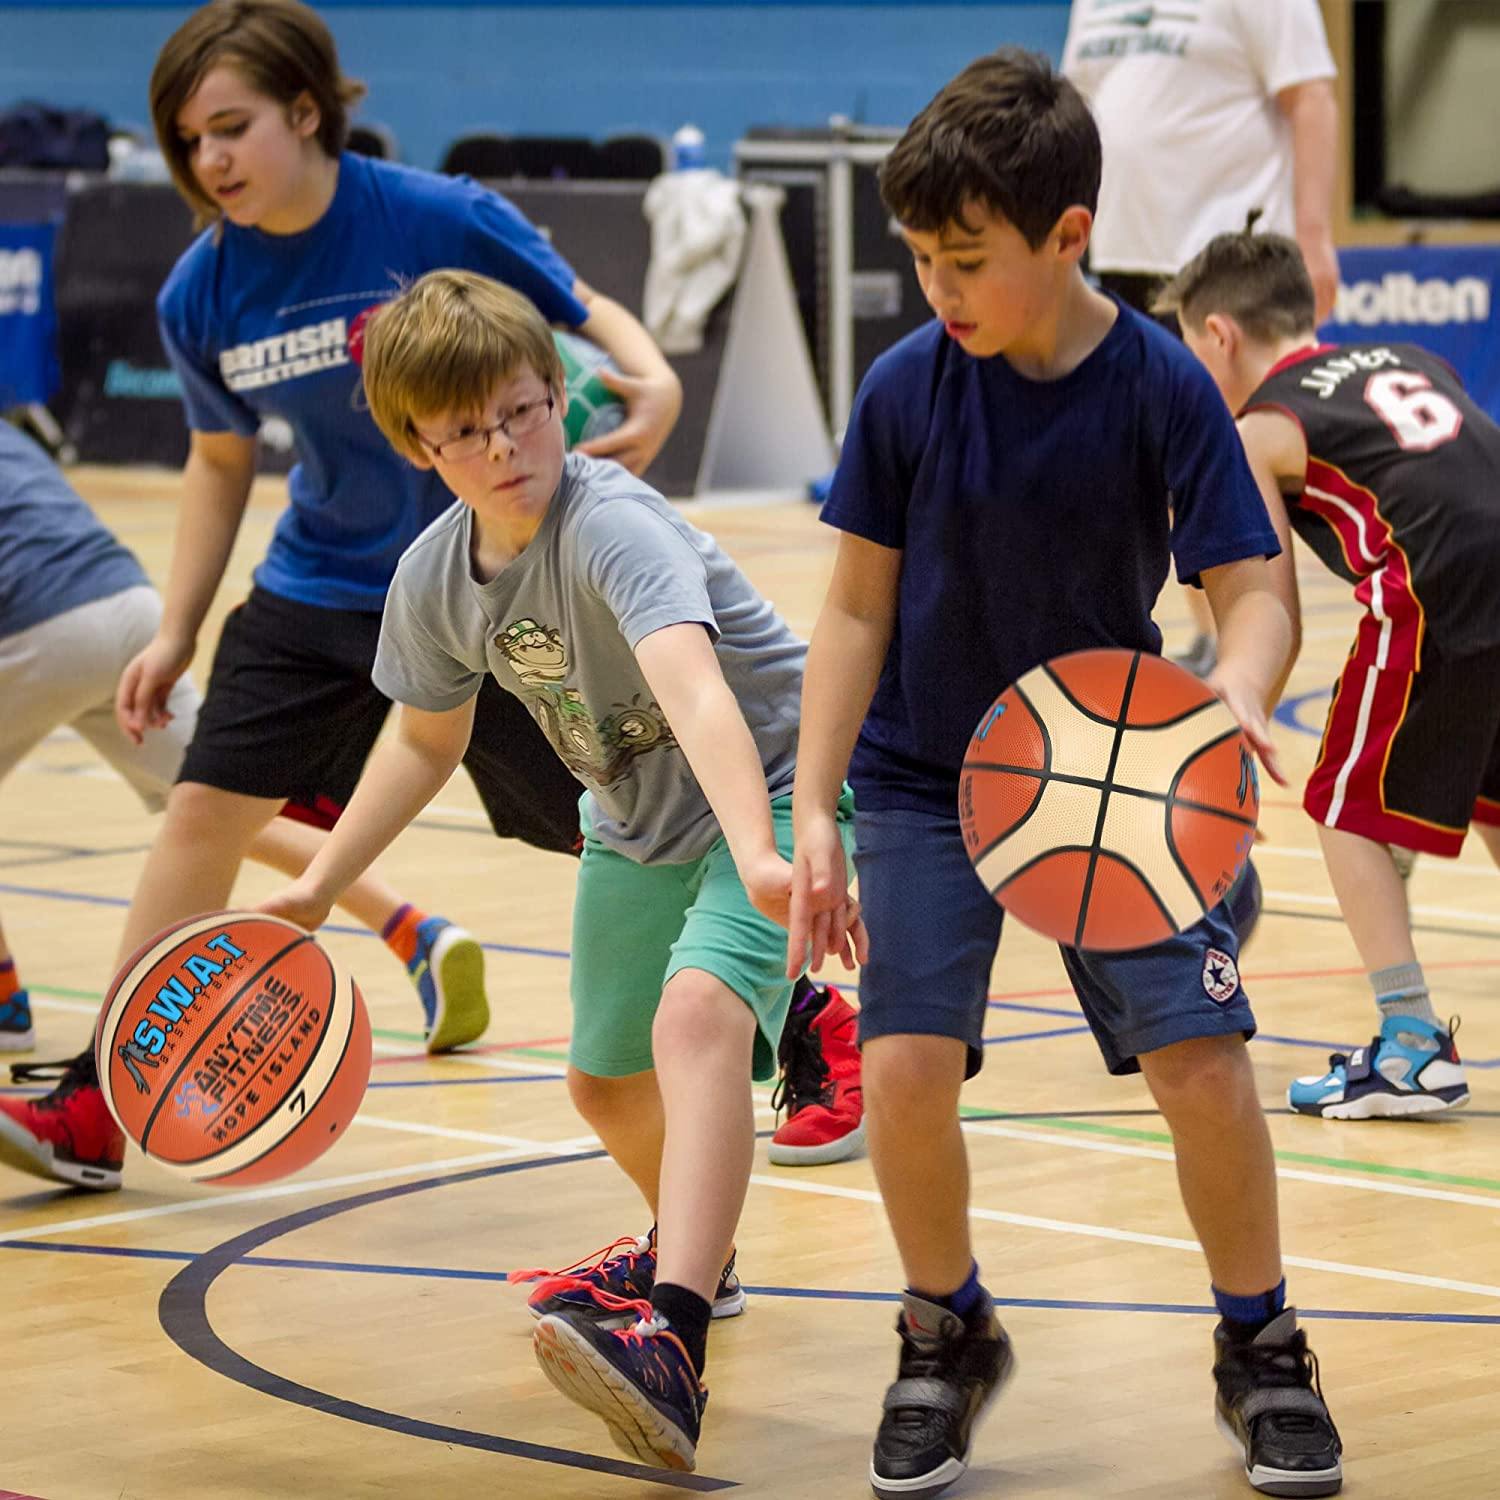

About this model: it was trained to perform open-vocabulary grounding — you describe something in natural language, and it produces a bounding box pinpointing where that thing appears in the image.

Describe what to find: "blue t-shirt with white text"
[157,152,588,613]
[822,301,1279,813]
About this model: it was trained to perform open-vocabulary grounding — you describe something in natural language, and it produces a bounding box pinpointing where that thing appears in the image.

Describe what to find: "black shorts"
[179,587,583,855]
[1306,632,1500,856]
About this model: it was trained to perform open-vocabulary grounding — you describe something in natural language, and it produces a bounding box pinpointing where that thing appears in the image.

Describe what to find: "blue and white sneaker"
[533,1302,708,1471]
[407,917,489,1054]
[0,990,35,1052]
[1289,1014,1467,1119]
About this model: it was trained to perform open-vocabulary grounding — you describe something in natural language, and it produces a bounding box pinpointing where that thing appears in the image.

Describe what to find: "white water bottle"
[671,124,706,171]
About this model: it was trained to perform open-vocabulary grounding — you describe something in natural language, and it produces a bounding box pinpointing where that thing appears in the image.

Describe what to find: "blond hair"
[361,270,566,463]
[151,0,366,226]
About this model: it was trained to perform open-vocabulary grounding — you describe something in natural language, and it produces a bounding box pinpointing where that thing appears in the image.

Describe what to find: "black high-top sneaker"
[870,1291,1015,1500]
[1214,1308,1343,1496]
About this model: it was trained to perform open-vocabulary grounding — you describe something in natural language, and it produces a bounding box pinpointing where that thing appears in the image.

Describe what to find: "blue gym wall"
[3,3,1069,172]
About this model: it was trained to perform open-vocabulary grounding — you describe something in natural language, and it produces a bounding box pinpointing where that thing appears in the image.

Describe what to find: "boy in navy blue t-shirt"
[787,50,1342,1500]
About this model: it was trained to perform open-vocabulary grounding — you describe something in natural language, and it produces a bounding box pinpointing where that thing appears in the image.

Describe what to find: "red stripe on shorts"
[1300,461,1456,852]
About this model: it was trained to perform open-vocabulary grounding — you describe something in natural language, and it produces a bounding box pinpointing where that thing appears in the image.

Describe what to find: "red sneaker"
[0,1051,124,1191]
[769,981,865,1166]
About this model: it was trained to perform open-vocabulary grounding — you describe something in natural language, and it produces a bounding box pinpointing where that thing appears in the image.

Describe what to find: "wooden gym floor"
[1,468,1496,1500]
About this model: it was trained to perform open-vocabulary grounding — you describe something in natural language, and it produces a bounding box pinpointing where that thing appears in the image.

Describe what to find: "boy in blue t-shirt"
[787,50,1342,1500]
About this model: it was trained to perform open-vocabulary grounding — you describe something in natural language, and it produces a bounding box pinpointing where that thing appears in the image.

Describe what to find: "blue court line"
[984,1025,1093,1047]
[7,878,1498,1063]
[151,1148,735,1492]
[6,1240,1495,1327]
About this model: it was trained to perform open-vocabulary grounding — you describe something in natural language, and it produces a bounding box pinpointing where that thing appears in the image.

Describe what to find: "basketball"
[94,911,372,1185]
[554,330,627,447]
[959,648,1259,951]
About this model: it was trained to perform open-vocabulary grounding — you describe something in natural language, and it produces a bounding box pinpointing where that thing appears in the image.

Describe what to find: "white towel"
[642,168,747,354]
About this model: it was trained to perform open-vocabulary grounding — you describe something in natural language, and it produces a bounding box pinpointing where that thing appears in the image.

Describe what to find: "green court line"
[46,1004,1500,1197]
[30,982,101,1001]
[960,1105,1500,1193]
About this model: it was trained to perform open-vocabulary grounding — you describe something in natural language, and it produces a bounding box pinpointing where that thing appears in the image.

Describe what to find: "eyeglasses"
[420,393,555,462]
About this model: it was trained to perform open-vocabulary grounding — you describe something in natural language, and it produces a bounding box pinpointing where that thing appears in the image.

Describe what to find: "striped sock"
[381,904,430,967]
[1373,961,1439,1045]
[0,959,19,1003]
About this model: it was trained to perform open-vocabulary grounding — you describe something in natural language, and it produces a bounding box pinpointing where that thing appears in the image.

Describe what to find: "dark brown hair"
[1154,229,1317,341]
[150,0,366,223]
[879,47,1101,248]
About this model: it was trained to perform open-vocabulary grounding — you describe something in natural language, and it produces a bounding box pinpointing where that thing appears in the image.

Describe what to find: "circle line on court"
[155,1149,737,1493]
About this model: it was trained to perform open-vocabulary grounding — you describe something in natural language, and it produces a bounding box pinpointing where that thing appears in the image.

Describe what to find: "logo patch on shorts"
[1202,948,1239,1004]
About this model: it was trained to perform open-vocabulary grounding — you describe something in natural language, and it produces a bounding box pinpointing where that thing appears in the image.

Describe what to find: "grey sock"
[1372,961,1439,1046]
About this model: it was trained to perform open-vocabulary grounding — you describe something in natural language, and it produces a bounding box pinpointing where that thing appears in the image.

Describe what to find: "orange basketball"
[959,648,1258,951]
[95,911,371,1185]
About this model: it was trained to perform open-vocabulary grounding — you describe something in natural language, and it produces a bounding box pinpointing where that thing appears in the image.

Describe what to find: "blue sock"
[1213,1278,1286,1338]
[911,1261,986,1321]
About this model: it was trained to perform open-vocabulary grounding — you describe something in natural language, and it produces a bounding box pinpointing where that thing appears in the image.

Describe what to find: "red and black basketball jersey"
[1244,342,1500,657]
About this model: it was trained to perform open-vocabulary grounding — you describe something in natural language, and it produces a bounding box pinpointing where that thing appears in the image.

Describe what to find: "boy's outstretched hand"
[786,813,868,980]
[1206,665,1287,789]
[257,881,334,935]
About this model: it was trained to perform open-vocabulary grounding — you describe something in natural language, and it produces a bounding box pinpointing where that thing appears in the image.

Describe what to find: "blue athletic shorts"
[854,805,1257,1077]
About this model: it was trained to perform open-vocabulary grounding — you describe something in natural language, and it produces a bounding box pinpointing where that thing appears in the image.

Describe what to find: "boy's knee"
[566,1066,632,1119]
[865,1034,967,1118]
[162,781,265,845]
[652,975,753,1064]
[1141,1033,1252,1106]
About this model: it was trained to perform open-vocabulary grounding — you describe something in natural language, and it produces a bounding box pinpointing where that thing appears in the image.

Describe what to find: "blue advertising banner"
[1324,244,1500,423]
[0,220,60,407]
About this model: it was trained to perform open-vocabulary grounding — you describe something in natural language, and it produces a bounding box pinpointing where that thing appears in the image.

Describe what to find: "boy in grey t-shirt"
[261,269,860,1473]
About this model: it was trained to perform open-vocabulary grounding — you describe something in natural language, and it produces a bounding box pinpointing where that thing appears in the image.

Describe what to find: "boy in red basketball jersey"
[1160,228,1493,1121]
[787,50,1342,1498]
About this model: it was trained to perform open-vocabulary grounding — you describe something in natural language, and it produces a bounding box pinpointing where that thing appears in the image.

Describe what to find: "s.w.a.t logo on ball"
[96,911,371,1185]
[959,648,1258,951]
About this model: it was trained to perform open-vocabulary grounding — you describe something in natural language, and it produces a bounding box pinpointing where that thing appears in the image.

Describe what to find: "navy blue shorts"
[854,806,1256,1077]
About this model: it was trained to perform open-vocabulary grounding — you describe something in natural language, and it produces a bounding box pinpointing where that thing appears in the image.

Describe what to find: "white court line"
[1255,846,1500,880]
[1265,888,1500,926]
[0,1146,545,1246]
[352,1115,591,1151]
[962,1121,1500,1210]
[748,1173,1500,1300]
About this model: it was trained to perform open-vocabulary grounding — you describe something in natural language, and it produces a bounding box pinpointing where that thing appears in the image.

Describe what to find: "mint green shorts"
[568,788,856,1082]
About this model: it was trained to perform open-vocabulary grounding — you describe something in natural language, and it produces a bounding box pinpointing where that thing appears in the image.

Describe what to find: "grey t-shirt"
[1,423,149,639]
[374,453,805,864]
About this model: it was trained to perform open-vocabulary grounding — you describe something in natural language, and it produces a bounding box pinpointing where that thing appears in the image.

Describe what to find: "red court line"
[0,1490,49,1498]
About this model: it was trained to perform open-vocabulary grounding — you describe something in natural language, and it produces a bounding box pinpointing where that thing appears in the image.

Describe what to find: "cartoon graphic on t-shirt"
[495,617,674,784]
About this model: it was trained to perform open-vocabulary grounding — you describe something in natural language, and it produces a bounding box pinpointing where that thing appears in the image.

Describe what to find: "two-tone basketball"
[95,911,371,1185]
[959,648,1259,951]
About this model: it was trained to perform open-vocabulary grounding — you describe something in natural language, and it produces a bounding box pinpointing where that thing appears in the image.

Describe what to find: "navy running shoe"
[534,1300,708,1471]
[519,1229,746,1324]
